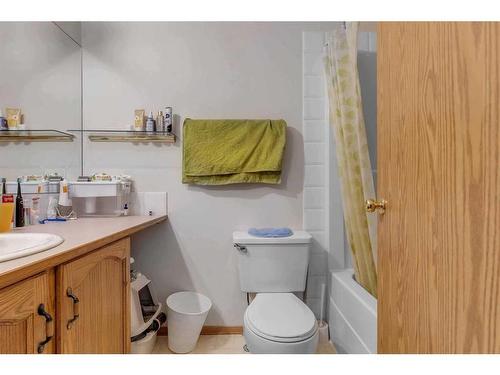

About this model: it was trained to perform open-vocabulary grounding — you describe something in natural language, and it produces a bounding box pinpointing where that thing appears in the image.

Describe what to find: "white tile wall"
[303,54,325,75]
[303,120,326,142]
[303,31,330,317]
[303,187,325,209]
[304,75,326,98]
[303,32,327,53]
[304,143,325,165]
[304,209,325,231]
[368,32,377,52]
[358,31,377,52]
[304,165,325,187]
[357,32,370,52]
[303,98,326,120]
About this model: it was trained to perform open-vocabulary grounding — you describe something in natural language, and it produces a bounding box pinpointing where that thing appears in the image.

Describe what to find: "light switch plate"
[130,192,168,216]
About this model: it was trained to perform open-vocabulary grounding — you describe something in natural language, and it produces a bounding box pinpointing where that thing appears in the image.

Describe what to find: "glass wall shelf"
[0,129,75,142]
[67,129,176,143]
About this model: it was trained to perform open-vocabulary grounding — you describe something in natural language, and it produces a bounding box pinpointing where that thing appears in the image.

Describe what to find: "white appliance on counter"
[5,180,49,195]
[69,176,132,217]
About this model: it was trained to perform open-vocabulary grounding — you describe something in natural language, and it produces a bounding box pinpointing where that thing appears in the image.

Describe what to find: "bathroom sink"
[0,233,64,263]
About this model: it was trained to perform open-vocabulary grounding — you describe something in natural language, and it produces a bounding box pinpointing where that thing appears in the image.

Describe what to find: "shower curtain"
[324,22,378,297]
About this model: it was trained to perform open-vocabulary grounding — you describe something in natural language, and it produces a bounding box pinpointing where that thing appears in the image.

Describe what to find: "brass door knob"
[365,199,387,214]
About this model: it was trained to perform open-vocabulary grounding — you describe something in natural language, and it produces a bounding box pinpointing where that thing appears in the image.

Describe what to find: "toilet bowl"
[233,230,315,354]
[243,293,319,354]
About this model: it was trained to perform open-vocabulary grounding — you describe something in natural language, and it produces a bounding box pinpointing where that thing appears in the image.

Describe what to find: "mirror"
[0,21,82,180]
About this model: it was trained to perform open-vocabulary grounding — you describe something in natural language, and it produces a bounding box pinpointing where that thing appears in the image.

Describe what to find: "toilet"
[233,231,318,354]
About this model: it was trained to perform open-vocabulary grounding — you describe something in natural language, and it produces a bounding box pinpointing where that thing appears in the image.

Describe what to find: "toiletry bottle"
[134,109,145,131]
[0,194,15,232]
[23,199,31,226]
[146,111,155,133]
[165,107,173,133]
[57,180,73,218]
[31,196,40,224]
[15,178,24,227]
[156,111,164,132]
[0,110,7,131]
[47,197,58,220]
[6,108,21,130]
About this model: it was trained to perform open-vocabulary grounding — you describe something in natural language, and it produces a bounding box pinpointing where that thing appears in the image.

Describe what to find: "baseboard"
[158,325,243,336]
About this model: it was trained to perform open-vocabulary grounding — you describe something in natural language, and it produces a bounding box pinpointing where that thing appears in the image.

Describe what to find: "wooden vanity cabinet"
[0,271,55,354]
[0,237,130,354]
[57,238,130,354]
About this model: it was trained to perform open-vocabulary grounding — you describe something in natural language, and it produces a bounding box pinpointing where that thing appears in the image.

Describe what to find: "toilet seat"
[245,293,317,343]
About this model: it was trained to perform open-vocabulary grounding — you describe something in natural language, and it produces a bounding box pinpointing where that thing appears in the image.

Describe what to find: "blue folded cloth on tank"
[248,227,294,238]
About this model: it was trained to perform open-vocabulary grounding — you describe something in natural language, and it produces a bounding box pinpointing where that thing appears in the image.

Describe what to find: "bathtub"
[329,269,377,353]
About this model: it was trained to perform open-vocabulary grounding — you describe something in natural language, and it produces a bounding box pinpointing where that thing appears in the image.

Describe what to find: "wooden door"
[0,271,55,354]
[378,22,500,353]
[57,238,130,353]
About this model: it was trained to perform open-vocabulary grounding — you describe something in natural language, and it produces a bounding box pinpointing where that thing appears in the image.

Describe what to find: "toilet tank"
[233,231,312,293]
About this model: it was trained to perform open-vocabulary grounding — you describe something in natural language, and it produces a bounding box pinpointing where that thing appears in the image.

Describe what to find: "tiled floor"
[152,335,336,354]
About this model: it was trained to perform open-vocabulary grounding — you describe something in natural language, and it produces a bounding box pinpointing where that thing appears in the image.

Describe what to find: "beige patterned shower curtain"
[324,22,378,297]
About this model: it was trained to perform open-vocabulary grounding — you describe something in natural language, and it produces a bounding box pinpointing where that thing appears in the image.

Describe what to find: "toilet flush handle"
[234,243,247,253]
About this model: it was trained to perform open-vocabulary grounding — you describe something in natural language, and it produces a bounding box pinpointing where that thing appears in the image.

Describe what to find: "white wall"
[81,22,335,326]
[0,22,81,180]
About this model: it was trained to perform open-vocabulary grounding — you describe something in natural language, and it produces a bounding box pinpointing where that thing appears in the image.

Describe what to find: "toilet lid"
[245,293,317,342]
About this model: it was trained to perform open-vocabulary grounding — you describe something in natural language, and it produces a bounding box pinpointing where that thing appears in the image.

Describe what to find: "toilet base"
[243,324,319,354]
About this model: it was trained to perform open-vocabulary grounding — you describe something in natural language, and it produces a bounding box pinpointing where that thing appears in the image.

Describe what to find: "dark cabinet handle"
[37,304,54,353]
[66,287,80,329]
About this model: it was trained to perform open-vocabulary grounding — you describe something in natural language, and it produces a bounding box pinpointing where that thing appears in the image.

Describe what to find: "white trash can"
[166,291,212,353]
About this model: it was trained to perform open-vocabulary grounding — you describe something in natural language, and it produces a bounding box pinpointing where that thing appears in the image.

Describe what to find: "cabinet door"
[57,238,130,354]
[0,271,55,354]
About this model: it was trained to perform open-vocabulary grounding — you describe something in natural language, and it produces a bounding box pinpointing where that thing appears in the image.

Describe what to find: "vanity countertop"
[0,215,167,289]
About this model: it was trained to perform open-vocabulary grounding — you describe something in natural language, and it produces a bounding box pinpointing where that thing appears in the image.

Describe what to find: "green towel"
[182,119,287,185]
